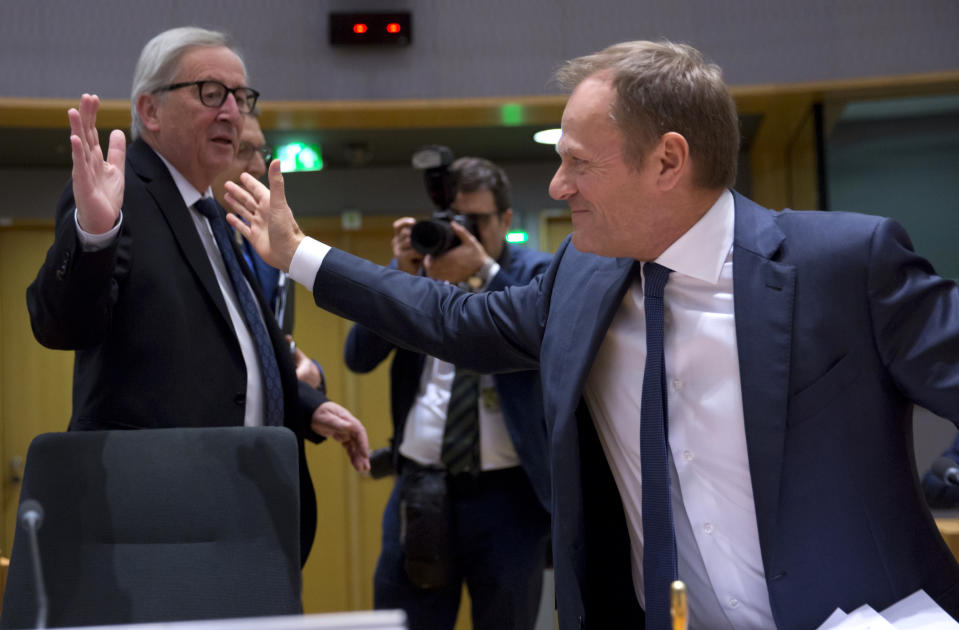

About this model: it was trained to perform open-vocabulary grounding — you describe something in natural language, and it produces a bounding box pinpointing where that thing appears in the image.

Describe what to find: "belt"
[399,456,523,495]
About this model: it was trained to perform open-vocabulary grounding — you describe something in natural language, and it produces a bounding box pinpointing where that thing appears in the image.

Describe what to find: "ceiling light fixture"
[533,128,561,145]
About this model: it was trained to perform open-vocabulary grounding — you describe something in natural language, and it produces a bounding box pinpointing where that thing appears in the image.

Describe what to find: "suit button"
[56,250,71,280]
[234,393,246,406]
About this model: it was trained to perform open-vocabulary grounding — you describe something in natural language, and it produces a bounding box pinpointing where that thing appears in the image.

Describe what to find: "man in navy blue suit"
[225,40,959,629]
[344,157,552,630]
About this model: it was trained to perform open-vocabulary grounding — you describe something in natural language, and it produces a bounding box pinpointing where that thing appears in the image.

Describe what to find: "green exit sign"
[277,142,323,173]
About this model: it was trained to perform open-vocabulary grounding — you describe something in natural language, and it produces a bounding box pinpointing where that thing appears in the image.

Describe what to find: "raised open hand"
[225,159,304,272]
[69,94,126,234]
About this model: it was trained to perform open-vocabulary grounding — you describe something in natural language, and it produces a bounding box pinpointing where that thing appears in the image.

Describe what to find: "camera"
[409,145,477,256]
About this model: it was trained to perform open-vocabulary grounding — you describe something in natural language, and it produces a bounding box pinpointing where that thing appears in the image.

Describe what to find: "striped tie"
[441,369,480,475]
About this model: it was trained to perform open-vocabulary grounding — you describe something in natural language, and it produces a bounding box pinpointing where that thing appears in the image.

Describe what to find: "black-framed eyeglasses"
[154,80,260,114]
[463,212,501,227]
[237,142,273,163]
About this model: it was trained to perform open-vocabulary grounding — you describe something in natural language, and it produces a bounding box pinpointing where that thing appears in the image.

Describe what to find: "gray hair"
[130,26,246,140]
[555,40,740,190]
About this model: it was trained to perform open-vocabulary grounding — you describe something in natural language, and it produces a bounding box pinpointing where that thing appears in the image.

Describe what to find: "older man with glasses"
[27,26,370,567]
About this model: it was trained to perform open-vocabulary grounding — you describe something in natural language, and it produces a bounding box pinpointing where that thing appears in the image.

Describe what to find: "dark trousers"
[373,465,550,630]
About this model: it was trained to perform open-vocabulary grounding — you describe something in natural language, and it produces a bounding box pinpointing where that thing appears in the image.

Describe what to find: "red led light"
[386,22,401,34]
[353,23,368,34]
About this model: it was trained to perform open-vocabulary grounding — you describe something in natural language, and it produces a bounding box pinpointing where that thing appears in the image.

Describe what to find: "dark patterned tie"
[194,197,283,426]
[441,369,480,475]
[640,261,677,630]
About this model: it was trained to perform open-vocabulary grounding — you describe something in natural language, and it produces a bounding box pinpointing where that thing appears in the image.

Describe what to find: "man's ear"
[657,131,689,191]
[136,93,161,133]
[501,208,514,231]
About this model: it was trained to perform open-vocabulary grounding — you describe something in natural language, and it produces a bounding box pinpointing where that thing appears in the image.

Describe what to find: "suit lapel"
[731,191,795,571]
[546,243,636,600]
[551,246,636,425]
[127,141,233,327]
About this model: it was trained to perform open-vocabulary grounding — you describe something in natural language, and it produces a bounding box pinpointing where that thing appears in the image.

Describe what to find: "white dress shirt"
[584,190,774,629]
[398,266,521,471]
[75,152,268,427]
[399,356,520,470]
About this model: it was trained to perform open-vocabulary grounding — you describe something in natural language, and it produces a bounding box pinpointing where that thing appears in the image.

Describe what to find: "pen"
[671,580,688,630]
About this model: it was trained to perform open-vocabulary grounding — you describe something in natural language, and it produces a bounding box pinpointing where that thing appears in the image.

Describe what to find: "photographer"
[344,157,552,630]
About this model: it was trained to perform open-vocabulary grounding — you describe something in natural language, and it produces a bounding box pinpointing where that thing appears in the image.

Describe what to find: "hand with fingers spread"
[69,94,127,234]
[311,401,371,473]
[224,160,303,272]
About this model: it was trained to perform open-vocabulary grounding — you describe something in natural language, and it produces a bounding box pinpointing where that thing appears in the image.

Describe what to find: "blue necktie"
[640,261,677,630]
[194,198,284,426]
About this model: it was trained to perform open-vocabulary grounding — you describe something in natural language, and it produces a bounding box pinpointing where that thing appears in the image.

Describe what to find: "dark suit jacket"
[26,139,326,565]
[307,191,959,629]
[342,244,553,509]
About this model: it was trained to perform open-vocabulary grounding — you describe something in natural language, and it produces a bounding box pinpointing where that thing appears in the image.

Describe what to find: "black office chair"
[0,427,303,628]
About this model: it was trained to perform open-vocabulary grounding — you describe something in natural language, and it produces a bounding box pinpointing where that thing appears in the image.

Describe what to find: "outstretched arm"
[69,94,126,234]
[224,160,303,272]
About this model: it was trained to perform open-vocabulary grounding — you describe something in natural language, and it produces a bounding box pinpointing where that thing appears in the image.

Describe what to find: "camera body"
[409,145,478,256]
[409,210,476,256]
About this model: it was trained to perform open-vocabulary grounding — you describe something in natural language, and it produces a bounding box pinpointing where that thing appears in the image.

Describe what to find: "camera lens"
[410,219,459,256]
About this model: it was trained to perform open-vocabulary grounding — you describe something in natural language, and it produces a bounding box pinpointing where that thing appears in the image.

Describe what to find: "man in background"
[212,111,324,391]
[345,157,552,630]
[26,26,369,567]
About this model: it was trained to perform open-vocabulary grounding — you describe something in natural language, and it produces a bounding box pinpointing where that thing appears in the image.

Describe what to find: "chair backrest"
[0,427,302,629]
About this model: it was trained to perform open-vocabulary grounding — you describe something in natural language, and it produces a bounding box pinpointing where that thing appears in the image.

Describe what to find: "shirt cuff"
[479,259,501,288]
[467,258,500,292]
[289,236,330,292]
[75,209,123,252]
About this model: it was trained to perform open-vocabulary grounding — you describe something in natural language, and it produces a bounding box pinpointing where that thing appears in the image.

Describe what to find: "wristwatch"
[467,257,496,291]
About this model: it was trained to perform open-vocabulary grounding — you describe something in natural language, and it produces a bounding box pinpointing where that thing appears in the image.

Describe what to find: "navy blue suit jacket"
[27,139,327,565]
[308,192,959,629]
[343,244,553,509]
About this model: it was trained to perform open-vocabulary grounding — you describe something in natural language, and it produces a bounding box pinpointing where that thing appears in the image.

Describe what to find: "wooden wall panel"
[0,227,73,557]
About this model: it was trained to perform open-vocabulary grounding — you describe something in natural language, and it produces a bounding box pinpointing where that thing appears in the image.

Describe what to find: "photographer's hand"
[424,221,490,284]
[391,217,423,275]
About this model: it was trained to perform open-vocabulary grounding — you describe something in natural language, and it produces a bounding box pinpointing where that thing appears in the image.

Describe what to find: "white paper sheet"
[815,590,958,630]
[880,589,959,629]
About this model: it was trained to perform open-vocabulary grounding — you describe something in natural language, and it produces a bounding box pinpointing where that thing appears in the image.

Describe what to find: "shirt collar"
[655,189,734,285]
[154,150,214,208]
